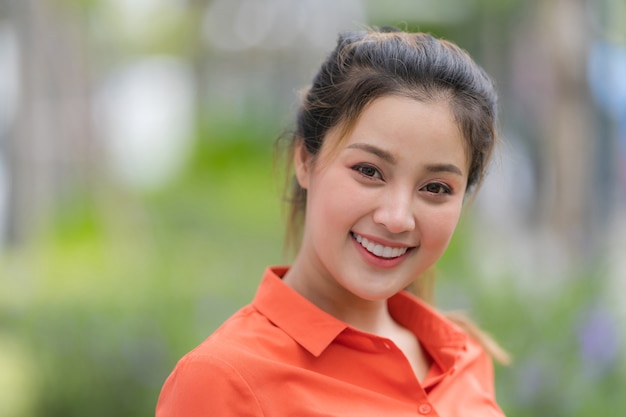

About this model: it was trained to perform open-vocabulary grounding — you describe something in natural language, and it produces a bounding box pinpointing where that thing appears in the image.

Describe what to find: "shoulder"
[156,347,265,417]
[448,328,498,398]
[184,303,285,366]
[156,305,270,417]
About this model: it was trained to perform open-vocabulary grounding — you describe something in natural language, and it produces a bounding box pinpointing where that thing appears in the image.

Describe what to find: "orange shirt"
[157,267,505,417]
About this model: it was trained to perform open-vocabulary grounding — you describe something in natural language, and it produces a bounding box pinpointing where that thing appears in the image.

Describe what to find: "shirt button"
[418,403,432,414]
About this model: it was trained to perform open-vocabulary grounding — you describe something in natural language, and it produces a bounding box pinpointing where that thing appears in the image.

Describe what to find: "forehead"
[319,95,468,168]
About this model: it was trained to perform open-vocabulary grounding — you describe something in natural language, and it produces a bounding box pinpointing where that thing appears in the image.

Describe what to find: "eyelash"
[352,164,453,195]
[421,182,452,195]
[352,164,383,180]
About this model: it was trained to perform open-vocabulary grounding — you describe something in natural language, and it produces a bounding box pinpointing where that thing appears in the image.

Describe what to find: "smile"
[351,232,409,259]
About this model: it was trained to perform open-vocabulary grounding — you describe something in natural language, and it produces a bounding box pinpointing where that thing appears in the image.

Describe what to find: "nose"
[373,187,416,234]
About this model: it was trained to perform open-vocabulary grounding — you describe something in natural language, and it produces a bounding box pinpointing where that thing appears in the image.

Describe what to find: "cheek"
[306,174,358,234]
[309,170,365,219]
[421,203,464,248]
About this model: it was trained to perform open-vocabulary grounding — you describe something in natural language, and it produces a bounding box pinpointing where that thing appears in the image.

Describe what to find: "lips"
[351,232,410,259]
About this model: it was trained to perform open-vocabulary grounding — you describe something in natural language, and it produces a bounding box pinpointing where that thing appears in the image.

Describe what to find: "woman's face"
[293,95,469,304]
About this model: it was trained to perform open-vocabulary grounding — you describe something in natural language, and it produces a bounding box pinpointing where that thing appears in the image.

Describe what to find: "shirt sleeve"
[156,352,264,417]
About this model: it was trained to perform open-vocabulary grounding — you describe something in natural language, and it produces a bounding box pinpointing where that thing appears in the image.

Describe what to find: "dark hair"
[280,28,509,364]
[283,28,498,247]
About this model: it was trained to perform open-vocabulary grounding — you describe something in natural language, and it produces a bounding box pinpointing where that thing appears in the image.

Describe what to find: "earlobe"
[294,140,312,189]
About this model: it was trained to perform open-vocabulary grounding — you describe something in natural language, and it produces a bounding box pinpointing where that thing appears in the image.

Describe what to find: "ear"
[294,140,313,189]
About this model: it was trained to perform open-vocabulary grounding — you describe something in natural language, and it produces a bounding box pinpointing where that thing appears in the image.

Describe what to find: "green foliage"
[436,218,625,416]
[1,122,284,417]
[2,123,624,416]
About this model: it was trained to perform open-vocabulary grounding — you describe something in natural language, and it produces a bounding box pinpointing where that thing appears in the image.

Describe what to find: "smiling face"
[288,95,469,308]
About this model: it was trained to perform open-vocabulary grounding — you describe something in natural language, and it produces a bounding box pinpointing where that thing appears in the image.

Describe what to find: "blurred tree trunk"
[3,0,97,246]
[187,0,212,128]
[529,0,597,259]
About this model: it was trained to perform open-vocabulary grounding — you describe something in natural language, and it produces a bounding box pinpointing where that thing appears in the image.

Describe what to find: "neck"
[282,260,397,336]
[324,296,393,334]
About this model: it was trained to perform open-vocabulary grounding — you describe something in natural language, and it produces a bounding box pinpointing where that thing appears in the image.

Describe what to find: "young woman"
[157,28,508,416]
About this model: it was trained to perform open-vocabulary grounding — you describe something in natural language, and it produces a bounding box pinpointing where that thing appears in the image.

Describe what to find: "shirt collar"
[253,266,468,370]
[388,290,468,371]
[253,266,348,357]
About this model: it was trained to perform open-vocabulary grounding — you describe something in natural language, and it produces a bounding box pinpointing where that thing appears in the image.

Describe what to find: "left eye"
[422,183,451,194]
[353,164,383,179]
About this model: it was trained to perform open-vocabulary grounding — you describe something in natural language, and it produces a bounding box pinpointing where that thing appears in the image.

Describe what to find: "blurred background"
[0,0,625,416]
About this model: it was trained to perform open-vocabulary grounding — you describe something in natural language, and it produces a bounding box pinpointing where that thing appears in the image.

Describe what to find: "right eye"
[352,164,383,180]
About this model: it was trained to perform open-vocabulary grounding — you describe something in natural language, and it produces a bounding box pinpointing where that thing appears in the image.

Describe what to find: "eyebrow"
[347,142,464,176]
[426,163,464,176]
[346,143,396,164]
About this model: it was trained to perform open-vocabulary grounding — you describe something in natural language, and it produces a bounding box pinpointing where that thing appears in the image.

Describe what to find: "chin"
[349,282,407,301]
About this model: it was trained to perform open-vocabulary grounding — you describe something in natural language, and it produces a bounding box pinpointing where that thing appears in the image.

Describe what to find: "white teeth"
[352,233,408,259]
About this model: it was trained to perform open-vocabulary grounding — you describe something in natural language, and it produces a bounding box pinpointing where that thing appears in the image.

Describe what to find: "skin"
[282,95,470,380]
